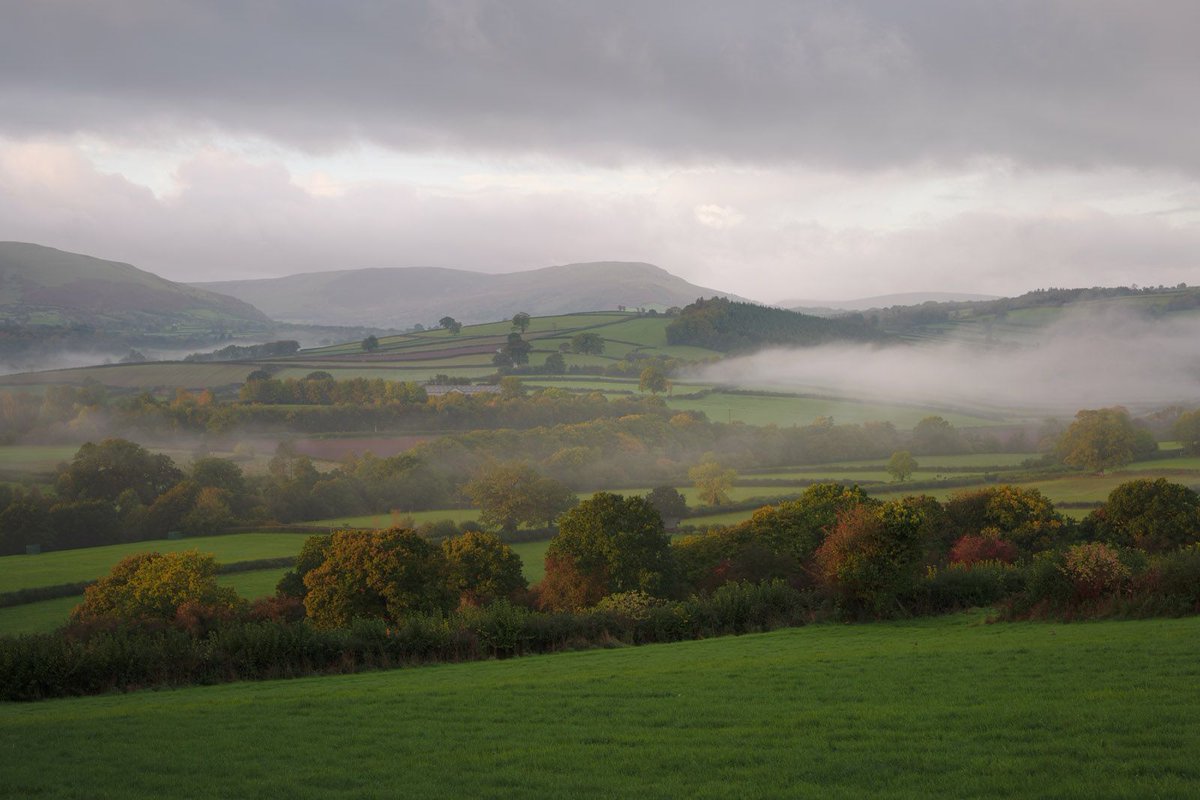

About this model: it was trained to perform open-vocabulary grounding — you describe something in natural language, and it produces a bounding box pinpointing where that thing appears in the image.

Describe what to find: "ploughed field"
[1,614,1197,798]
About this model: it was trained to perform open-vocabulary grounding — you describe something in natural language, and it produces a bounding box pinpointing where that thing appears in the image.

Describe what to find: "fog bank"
[700,309,1200,416]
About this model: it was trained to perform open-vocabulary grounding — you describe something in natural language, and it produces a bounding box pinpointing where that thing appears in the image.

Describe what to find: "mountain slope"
[0,242,270,331]
[195,261,748,327]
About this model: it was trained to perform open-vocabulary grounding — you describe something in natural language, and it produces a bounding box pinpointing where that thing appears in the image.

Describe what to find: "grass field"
[2,614,1198,798]
[0,533,310,593]
[0,567,292,635]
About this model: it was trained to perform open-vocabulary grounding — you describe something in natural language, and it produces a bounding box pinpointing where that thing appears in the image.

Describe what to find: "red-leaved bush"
[949,532,1018,566]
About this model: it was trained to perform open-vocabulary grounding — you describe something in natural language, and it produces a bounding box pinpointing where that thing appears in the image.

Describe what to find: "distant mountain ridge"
[194,262,750,327]
[0,242,270,330]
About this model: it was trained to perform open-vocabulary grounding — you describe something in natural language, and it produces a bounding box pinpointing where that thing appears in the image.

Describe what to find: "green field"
[2,614,1197,798]
[0,533,310,594]
[0,567,292,635]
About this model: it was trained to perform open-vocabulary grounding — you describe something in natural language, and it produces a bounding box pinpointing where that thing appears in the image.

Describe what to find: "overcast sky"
[1,1,1197,302]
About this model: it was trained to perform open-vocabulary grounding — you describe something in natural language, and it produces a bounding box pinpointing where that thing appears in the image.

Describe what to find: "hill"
[0,242,270,331]
[0,242,274,371]
[194,261,749,327]
[666,296,884,352]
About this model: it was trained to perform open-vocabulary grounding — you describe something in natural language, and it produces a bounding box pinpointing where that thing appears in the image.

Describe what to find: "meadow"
[1,614,1197,798]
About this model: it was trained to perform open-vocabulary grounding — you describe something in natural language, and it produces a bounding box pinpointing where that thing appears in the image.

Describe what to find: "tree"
[499,376,526,399]
[303,528,453,628]
[1173,409,1200,455]
[276,534,333,599]
[911,416,966,455]
[439,316,462,334]
[943,485,1065,557]
[548,492,673,598]
[442,530,527,606]
[689,457,736,505]
[644,486,688,528]
[462,462,576,533]
[361,335,379,352]
[639,364,669,395]
[73,550,240,623]
[1088,478,1200,553]
[887,450,918,482]
[1056,407,1156,472]
[502,332,532,365]
[511,312,531,333]
[815,500,926,615]
[570,332,605,354]
[56,439,182,505]
[543,352,566,374]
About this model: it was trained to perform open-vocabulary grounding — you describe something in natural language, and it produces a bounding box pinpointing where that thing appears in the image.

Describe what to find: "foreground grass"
[1,614,1197,798]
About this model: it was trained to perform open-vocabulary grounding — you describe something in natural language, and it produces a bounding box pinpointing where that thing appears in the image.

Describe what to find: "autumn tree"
[276,533,333,598]
[887,450,918,481]
[73,550,239,623]
[302,528,453,628]
[547,492,673,599]
[1173,409,1200,455]
[1056,407,1157,472]
[689,457,736,505]
[815,500,926,615]
[942,485,1066,557]
[442,530,527,606]
[462,462,576,533]
[639,364,670,395]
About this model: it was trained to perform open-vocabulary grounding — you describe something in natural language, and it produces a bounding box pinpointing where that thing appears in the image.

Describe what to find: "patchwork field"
[2,614,1197,798]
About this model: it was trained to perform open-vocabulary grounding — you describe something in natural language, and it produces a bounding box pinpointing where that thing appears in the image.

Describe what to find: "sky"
[1,1,1198,303]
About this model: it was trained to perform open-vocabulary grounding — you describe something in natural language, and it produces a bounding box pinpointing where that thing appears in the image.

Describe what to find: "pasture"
[2,614,1197,798]
[667,391,1004,428]
[0,533,310,594]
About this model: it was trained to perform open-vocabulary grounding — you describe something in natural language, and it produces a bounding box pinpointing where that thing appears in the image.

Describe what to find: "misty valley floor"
[2,614,1198,799]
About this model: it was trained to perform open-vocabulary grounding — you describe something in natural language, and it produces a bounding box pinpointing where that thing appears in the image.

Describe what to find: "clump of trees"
[665,297,882,352]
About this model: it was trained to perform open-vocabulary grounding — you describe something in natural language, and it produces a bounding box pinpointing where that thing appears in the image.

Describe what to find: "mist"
[699,308,1200,416]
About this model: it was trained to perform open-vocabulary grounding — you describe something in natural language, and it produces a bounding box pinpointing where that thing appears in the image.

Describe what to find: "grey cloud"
[1,1,1198,171]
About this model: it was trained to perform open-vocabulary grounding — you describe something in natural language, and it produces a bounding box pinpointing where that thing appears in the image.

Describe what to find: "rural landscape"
[2,3,1199,799]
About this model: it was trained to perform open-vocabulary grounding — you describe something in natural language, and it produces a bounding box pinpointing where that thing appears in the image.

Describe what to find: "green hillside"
[0,242,270,332]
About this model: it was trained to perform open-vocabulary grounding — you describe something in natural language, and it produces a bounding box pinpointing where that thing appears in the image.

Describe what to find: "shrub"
[1062,542,1130,600]
[595,590,665,622]
[815,501,924,616]
[949,532,1019,566]
[912,561,1023,613]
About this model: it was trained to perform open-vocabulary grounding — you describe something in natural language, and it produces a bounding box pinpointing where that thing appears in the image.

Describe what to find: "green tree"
[911,416,965,455]
[689,457,736,505]
[303,528,453,628]
[1056,407,1156,472]
[511,312,531,333]
[548,492,673,597]
[56,439,182,504]
[887,450,918,481]
[570,332,605,354]
[1088,478,1200,553]
[361,335,380,352]
[73,550,239,623]
[543,352,566,374]
[463,462,576,534]
[439,316,462,334]
[644,486,688,528]
[1173,409,1200,455]
[276,534,333,599]
[639,364,670,395]
[442,530,527,606]
[502,332,532,365]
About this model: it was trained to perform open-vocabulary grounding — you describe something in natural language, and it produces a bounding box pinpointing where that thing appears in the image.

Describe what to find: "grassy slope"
[0,534,310,593]
[1,615,1198,798]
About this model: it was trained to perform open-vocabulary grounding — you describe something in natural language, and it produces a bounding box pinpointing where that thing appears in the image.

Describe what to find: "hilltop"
[194,261,750,327]
[0,242,270,331]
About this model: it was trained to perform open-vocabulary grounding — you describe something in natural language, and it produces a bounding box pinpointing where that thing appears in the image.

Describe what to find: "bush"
[1062,542,1130,600]
[911,561,1023,613]
[949,532,1019,566]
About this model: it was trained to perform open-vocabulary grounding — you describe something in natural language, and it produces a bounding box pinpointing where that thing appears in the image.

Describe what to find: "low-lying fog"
[699,308,1200,415]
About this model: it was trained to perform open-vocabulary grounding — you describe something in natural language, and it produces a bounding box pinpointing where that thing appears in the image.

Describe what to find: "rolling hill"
[194,261,749,327]
[0,242,270,332]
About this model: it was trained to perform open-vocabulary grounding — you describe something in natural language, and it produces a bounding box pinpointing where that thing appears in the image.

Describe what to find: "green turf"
[0,534,310,593]
[509,539,551,583]
[2,615,1198,798]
